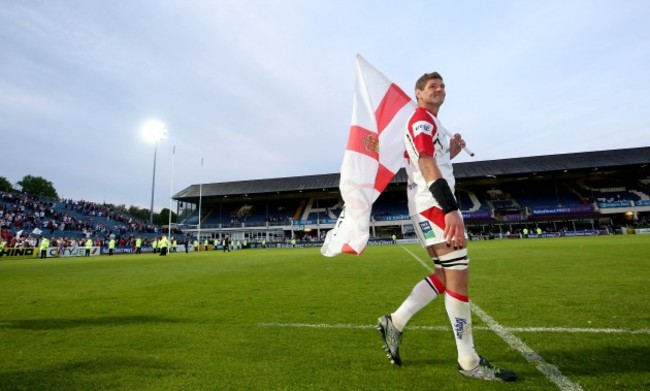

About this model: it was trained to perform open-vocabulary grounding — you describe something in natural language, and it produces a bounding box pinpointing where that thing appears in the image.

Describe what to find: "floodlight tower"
[143,119,167,224]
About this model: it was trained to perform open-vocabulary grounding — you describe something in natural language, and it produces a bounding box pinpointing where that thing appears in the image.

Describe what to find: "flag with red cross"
[321,55,417,257]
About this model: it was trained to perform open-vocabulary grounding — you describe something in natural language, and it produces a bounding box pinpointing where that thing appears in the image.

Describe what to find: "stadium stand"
[1,192,163,251]
[457,189,488,213]
[3,148,648,254]
[172,147,650,242]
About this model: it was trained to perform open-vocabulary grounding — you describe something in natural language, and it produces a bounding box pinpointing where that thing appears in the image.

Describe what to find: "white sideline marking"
[471,305,583,391]
[259,247,647,390]
[401,246,432,271]
[505,327,650,334]
[257,322,649,335]
[401,246,584,391]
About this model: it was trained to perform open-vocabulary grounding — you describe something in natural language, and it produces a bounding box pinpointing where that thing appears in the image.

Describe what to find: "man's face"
[417,78,446,107]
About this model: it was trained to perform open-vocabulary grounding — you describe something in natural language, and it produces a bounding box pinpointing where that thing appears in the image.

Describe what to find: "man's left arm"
[449,133,466,160]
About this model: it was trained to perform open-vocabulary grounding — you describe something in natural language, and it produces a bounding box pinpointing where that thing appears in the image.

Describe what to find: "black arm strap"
[428,178,459,214]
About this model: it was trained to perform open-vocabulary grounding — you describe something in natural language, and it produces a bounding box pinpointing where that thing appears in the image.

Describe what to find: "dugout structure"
[172,147,650,243]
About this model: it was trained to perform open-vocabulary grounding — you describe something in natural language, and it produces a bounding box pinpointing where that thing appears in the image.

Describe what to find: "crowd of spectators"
[60,198,160,235]
[0,191,162,249]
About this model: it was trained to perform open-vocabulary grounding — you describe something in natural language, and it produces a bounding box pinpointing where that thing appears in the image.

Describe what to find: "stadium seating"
[509,183,584,209]
[180,198,305,228]
[302,197,343,223]
[0,193,162,242]
[457,189,489,212]
[371,197,408,221]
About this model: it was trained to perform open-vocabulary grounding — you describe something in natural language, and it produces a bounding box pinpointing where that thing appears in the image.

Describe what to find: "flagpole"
[197,157,203,251]
[440,128,475,157]
[168,145,176,252]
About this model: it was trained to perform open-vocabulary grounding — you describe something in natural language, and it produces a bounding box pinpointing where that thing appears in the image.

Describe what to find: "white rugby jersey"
[404,106,455,215]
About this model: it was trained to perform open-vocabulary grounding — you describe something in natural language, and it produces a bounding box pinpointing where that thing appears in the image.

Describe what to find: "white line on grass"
[258,322,382,330]
[470,304,583,391]
[257,323,649,335]
[505,327,650,334]
[401,245,584,391]
[259,247,647,389]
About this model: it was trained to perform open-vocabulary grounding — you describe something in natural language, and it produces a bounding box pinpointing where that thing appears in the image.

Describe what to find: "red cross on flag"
[321,55,417,257]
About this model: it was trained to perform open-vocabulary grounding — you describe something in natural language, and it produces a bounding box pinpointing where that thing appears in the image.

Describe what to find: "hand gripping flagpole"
[440,128,475,157]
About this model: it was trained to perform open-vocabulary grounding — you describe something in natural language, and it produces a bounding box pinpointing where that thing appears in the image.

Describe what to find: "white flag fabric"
[32,228,43,235]
[321,55,417,257]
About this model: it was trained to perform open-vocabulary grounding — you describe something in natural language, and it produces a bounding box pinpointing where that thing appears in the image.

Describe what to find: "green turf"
[1,235,648,390]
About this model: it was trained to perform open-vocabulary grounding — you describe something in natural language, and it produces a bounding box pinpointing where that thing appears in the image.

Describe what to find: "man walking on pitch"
[377,72,517,382]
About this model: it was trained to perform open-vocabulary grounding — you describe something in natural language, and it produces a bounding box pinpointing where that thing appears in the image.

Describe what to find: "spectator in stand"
[1,229,11,243]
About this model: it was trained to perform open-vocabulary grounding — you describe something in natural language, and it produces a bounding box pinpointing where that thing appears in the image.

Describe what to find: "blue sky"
[1,0,649,212]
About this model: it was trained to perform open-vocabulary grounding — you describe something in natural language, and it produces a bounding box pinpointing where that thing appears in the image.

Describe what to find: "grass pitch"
[1,235,648,390]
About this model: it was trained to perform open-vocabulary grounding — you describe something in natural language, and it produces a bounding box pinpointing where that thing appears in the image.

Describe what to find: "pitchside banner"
[0,247,101,259]
[530,205,595,216]
[0,247,38,259]
[463,211,493,220]
[48,246,101,257]
[597,201,633,208]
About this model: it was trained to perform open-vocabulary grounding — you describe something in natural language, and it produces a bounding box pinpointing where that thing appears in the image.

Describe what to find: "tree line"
[0,175,175,225]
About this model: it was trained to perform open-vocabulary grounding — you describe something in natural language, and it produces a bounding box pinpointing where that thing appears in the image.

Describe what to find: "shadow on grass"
[542,346,650,376]
[0,357,182,391]
[0,315,188,330]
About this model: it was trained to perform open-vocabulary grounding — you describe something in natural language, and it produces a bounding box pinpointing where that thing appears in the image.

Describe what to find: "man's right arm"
[418,154,466,248]
[417,154,443,184]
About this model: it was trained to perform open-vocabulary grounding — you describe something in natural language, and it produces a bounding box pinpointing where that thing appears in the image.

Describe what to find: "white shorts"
[411,206,468,248]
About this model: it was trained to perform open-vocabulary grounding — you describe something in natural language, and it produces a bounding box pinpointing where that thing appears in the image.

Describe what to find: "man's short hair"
[415,72,444,92]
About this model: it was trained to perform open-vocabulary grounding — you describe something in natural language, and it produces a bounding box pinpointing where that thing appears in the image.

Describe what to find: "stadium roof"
[172,147,650,202]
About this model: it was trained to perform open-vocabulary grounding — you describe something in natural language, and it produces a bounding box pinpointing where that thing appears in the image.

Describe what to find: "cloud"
[1,0,648,211]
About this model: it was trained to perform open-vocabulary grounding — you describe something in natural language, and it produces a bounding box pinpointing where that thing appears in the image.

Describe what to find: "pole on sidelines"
[168,145,176,253]
[197,157,203,251]
[150,140,158,223]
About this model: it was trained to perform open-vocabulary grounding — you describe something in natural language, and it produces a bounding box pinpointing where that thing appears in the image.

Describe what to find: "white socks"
[445,290,480,370]
[388,271,481,370]
[391,275,444,331]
